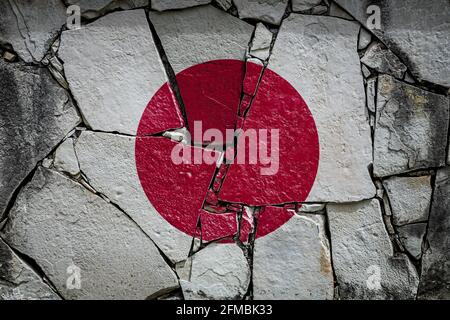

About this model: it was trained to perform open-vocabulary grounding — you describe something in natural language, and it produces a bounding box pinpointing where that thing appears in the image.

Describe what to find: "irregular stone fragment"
[335,0,450,87]
[234,0,288,25]
[374,75,449,177]
[200,210,237,242]
[180,244,250,300]
[0,238,60,300]
[358,28,371,50]
[397,223,426,260]
[311,5,327,14]
[53,138,80,176]
[327,200,419,299]
[151,0,210,11]
[419,167,450,299]
[1,168,179,299]
[47,65,69,90]
[59,10,177,135]
[67,0,149,19]
[299,203,325,213]
[253,210,334,299]
[291,0,321,12]
[383,176,432,226]
[249,23,273,61]
[215,0,232,10]
[136,82,185,136]
[0,60,80,219]
[361,42,407,79]
[329,2,353,20]
[366,77,376,112]
[75,131,207,263]
[2,51,16,62]
[222,15,375,203]
[361,65,371,78]
[150,6,253,74]
[0,0,66,63]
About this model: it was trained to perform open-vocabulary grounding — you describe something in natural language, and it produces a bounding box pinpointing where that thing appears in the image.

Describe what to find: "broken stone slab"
[59,10,178,135]
[1,167,179,300]
[264,14,375,202]
[335,0,450,87]
[253,211,334,299]
[74,131,196,263]
[0,60,80,220]
[47,64,69,90]
[327,199,419,299]
[0,238,60,300]
[53,138,80,176]
[397,223,426,260]
[291,0,321,12]
[329,2,353,20]
[383,176,432,226]
[299,203,325,213]
[151,0,210,11]
[249,23,273,61]
[234,0,288,25]
[311,5,327,15]
[373,75,449,177]
[67,0,149,19]
[200,210,238,242]
[180,244,250,300]
[2,51,16,62]
[214,0,232,11]
[0,0,66,63]
[149,5,254,74]
[361,42,407,79]
[366,77,376,112]
[358,28,372,50]
[419,167,450,299]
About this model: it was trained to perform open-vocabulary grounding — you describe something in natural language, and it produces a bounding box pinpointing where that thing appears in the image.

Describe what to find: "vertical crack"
[145,9,190,132]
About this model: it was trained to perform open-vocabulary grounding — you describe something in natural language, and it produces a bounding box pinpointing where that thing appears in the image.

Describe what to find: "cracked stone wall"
[0,0,449,300]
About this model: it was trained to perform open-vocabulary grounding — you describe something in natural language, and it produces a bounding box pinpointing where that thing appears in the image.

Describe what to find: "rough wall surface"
[0,0,449,300]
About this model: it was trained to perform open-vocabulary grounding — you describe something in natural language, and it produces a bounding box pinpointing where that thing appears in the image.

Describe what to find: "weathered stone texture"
[180,244,250,300]
[253,213,334,300]
[0,238,60,300]
[335,0,450,87]
[1,168,179,300]
[234,0,288,25]
[53,138,80,176]
[59,10,169,135]
[74,131,193,263]
[0,60,80,220]
[374,75,449,177]
[361,42,407,79]
[67,0,149,18]
[419,167,450,299]
[383,176,432,226]
[268,14,375,202]
[151,0,210,11]
[328,200,419,299]
[149,5,254,74]
[0,0,66,63]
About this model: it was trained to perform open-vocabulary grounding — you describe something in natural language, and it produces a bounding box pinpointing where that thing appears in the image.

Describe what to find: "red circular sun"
[135,60,319,241]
